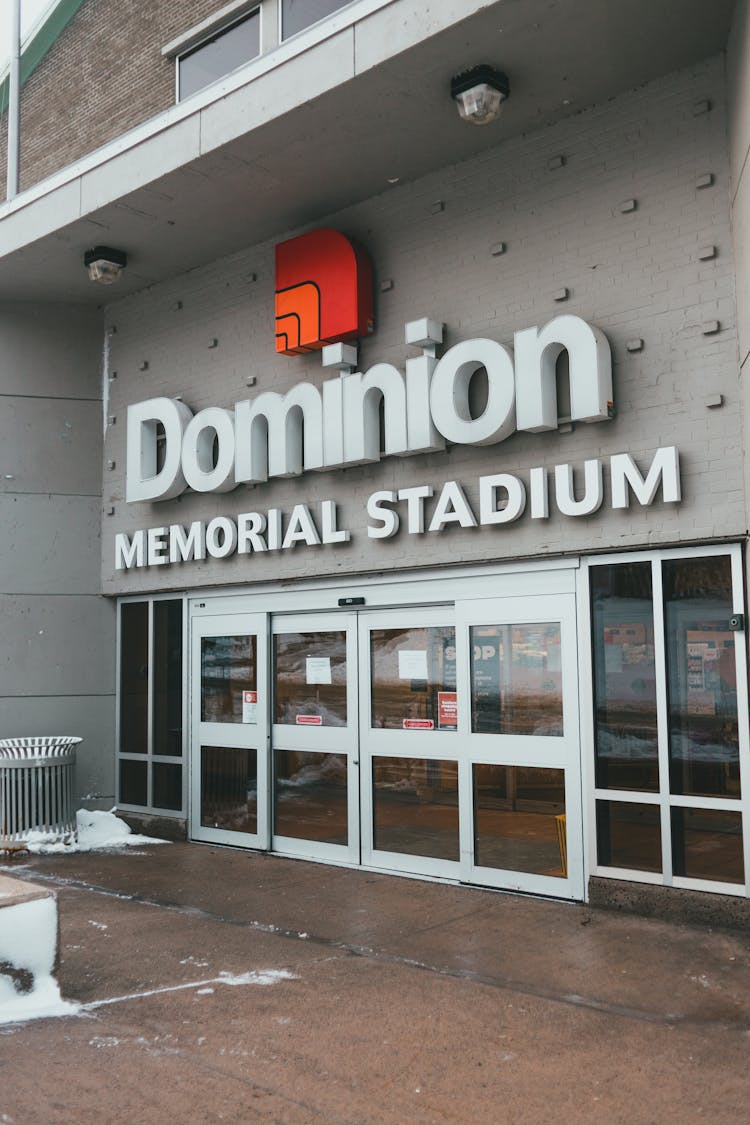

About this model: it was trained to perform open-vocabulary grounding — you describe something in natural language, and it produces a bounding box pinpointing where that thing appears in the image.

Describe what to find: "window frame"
[579,544,750,897]
[169,2,264,103]
[116,594,188,816]
[279,0,354,42]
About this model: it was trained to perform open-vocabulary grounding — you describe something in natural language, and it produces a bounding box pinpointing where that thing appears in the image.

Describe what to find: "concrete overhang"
[0,0,736,303]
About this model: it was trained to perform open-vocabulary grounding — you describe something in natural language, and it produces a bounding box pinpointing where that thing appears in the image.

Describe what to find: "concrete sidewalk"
[1,842,749,1123]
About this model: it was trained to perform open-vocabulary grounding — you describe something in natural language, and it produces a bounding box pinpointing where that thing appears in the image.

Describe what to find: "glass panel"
[473,765,566,876]
[179,12,260,100]
[153,601,183,757]
[282,0,351,39]
[152,763,182,811]
[372,757,459,860]
[201,635,257,723]
[370,626,456,731]
[274,632,348,727]
[470,623,562,736]
[120,602,148,754]
[274,750,348,843]
[201,746,257,834]
[671,807,744,885]
[596,800,662,873]
[663,557,740,798]
[120,758,147,806]
[590,563,658,791]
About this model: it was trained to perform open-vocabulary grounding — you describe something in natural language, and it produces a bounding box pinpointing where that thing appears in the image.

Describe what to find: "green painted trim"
[0,0,88,114]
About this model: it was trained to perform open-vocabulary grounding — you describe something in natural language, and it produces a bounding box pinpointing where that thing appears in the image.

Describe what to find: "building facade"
[2,0,750,909]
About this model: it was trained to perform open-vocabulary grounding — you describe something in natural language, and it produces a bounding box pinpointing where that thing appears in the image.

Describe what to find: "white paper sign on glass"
[242,690,258,723]
[398,649,428,680]
[306,656,332,685]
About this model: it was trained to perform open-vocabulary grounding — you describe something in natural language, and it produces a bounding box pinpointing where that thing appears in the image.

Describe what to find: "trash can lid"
[0,736,82,759]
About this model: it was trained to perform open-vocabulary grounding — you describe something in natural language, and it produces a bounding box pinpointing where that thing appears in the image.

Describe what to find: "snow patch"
[0,897,80,1026]
[217,969,298,987]
[24,809,168,854]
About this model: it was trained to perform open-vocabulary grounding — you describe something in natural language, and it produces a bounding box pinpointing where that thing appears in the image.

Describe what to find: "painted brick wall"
[101,54,742,596]
[0,0,220,198]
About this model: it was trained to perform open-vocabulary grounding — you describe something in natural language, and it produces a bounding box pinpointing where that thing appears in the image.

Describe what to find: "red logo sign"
[402,719,435,730]
[296,714,323,726]
[275,228,374,355]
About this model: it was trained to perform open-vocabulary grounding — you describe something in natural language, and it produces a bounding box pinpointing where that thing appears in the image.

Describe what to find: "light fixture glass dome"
[451,66,509,126]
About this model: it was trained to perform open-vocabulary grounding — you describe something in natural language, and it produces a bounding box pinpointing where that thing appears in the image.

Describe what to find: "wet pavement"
[1,842,749,1123]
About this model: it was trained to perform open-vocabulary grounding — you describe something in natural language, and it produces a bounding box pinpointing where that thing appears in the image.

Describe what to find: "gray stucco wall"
[0,303,115,805]
[102,55,743,597]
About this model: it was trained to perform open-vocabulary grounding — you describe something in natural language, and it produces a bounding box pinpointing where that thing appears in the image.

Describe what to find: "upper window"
[178,10,260,101]
[281,0,352,39]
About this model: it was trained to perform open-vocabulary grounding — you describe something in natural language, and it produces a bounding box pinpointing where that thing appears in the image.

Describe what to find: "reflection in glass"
[120,758,147,806]
[370,626,456,730]
[152,762,182,811]
[274,750,348,843]
[282,0,351,39]
[372,757,459,860]
[120,602,148,754]
[153,600,183,756]
[179,12,260,100]
[201,635,256,723]
[671,807,744,884]
[663,557,740,798]
[590,563,658,791]
[274,632,347,727]
[201,746,257,834]
[473,765,566,876]
[470,623,562,736]
[596,800,662,872]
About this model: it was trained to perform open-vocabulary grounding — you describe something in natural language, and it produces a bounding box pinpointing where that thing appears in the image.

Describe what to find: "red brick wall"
[0,0,222,198]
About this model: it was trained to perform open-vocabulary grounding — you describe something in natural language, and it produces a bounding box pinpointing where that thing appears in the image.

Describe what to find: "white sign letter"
[126,398,193,503]
[514,315,612,432]
[430,339,515,446]
[610,447,681,508]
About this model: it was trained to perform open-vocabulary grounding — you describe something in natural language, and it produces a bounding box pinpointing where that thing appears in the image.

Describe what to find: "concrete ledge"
[589,876,750,933]
[117,812,187,842]
[0,873,54,909]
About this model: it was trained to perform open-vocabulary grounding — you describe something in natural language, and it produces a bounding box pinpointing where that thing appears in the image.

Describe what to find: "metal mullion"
[593,788,661,805]
[668,794,742,811]
[651,556,673,885]
[731,544,750,895]
[672,875,747,896]
[147,600,155,809]
[115,603,122,807]
[576,560,596,903]
[181,596,189,818]
[594,865,663,885]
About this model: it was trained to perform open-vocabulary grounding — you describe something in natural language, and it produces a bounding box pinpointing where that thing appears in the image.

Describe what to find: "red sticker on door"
[402,719,435,730]
[438,692,458,730]
[296,714,323,726]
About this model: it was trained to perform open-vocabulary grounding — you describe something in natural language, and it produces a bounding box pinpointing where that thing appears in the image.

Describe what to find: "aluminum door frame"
[455,592,583,900]
[190,610,270,849]
[271,611,361,865]
[358,605,462,881]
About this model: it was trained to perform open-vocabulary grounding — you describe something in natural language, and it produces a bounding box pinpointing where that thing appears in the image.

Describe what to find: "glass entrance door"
[455,594,583,898]
[271,613,360,864]
[359,607,462,879]
[189,588,583,897]
[191,612,269,848]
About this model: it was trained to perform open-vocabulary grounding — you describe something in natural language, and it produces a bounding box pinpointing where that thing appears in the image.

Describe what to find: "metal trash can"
[0,737,81,846]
